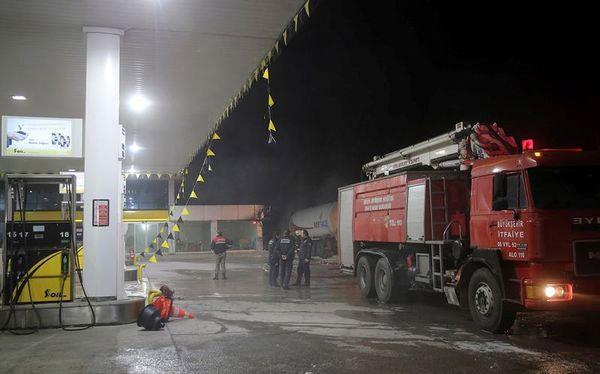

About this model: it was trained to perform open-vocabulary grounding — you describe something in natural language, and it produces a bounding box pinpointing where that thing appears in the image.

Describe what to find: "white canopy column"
[82,27,125,299]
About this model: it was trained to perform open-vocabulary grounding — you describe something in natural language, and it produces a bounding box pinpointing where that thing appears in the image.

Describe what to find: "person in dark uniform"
[294,230,313,286]
[267,233,280,287]
[277,230,295,290]
[211,231,229,280]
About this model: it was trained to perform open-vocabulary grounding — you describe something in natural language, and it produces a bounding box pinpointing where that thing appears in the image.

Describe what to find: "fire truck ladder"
[429,177,449,241]
[430,243,445,292]
[429,177,449,292]
[362,122,472,180]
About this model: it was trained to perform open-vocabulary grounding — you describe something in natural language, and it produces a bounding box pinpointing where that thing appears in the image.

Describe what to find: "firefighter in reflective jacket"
[268,233,280,287]
[294,230,312,286]
[277,230,295,290]
[211,231,230,280]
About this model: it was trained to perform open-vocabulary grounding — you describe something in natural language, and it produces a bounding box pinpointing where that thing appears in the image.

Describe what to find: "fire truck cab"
[338,123,600,332]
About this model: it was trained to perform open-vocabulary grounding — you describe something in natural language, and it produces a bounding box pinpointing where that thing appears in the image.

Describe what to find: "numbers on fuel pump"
[7,230,71,240]
[7,231,29,238]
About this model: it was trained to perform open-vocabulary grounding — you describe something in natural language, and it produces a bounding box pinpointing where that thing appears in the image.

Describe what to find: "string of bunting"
[137,0,318,266]
[123,173,177,180]
[136,223,170,264]
[135,130,221,265]
[264,68,277,144]
[180,0,317,168]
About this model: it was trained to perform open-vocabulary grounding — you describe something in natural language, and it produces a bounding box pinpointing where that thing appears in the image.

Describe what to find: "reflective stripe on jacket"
[211,236,228,254]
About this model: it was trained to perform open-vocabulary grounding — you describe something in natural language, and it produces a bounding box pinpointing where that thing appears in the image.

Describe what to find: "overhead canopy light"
[128,94,151,113]
[11,95,27,101]
[129,143,142,153]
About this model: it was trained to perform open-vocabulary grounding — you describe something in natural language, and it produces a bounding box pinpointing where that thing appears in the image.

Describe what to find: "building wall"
[176,221,212,252]
[218,220,259,250]
[173,204,263,221]
[170,205,264,252]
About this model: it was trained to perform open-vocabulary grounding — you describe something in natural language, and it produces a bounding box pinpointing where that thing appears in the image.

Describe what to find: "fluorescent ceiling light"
[11,95,27,101]
[129,143,142,153]
[128,94,151,113]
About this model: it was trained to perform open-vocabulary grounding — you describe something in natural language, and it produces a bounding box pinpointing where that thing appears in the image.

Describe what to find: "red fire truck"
[337,122,600,332]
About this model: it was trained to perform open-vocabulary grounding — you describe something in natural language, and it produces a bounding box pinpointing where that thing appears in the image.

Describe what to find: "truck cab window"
[492,173,527,210]
[528,166,600,209]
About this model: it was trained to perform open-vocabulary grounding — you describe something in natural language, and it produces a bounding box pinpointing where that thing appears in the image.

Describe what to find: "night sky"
[185,1,599,230]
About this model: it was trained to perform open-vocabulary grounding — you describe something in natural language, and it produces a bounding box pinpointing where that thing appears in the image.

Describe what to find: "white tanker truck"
[289,202,338,259]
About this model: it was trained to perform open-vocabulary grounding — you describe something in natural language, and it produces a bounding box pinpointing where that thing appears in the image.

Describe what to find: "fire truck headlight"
[524,280,573,302]
[544,285,568,299]
[544,286,556,298]
[554,286,565,297]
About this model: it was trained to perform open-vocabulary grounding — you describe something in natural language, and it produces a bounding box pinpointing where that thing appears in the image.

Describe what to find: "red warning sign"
[93,199,110,227]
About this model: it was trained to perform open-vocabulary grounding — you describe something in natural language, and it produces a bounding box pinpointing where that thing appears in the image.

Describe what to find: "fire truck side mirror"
[492,173,508,211]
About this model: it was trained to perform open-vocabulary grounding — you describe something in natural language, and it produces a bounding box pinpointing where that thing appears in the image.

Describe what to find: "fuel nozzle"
[61,250,70,276]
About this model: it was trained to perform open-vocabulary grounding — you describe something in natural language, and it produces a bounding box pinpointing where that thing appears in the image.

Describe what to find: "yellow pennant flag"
[144,247,151,253]
[305,0,310,17]
[190,190,198,199]
[176,193,180,200]
[160,227,165,234]
[294,15,298,32]
[197,174,204,183]
[212,132,221,140]
[283,30,288,46]
[152,238,157,244]
[161,240,170,249]
[268,119,277,132]
[268,94,275,107]
[208,163,213,172]
[207,148,215,157]
[275,40,279,54]
[182,207,190,216]
[149,255,158,264]
[173,224,180,233]
[262,68,269,80]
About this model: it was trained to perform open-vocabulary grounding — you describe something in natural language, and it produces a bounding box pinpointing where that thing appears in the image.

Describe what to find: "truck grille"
[574,241,600,276]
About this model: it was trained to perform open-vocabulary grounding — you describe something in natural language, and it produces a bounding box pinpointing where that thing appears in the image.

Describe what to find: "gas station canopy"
[0,0,304,173]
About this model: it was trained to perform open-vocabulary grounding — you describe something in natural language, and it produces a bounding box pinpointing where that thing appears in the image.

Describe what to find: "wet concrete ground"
[1,250,600,373]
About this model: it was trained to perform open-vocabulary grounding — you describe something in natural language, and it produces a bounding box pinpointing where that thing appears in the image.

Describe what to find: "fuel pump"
[1,175,76,305]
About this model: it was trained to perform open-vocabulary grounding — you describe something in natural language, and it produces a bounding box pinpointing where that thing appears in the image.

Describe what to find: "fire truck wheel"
[357,256,377,298]
[375,257,397,303]
[468,268,516,333]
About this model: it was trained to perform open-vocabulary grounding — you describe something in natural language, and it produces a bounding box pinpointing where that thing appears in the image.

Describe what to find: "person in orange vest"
[152,285,195,320]
[211,231,231,280]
